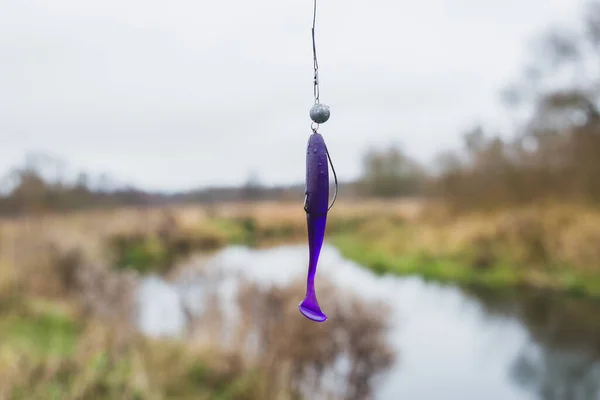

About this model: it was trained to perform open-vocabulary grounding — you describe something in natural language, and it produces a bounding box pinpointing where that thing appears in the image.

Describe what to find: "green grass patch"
[1,300,270,400]
[331,232,600,298]
[0,301,79,357]
[109,234,170,274]
[108,220,234,274]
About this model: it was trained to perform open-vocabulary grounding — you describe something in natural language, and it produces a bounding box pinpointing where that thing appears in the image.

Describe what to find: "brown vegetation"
[0,201,398,400]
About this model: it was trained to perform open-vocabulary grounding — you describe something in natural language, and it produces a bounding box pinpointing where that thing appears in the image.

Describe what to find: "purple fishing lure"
[299,132,331,322]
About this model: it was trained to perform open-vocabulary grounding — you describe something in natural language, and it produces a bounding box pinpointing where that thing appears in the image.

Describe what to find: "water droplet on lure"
[312,148,318,154]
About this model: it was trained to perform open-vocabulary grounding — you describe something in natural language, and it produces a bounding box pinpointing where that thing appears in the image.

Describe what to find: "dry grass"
[417,203,600,272]
[0,200,403,400]
[332,201,600,296]
[181,276,396,400]
[0,306,265,400]
[4,198,600,298]
[0,199,420,291]
[234,278,395,400]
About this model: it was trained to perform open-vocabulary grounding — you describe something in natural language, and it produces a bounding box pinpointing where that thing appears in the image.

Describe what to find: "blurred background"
[2,0,600,399]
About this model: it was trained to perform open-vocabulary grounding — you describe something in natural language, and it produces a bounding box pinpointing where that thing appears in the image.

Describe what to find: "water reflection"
[135,245,600,400]
[136,247,396,400]
[465,288,600,400]
[235,280,394,400]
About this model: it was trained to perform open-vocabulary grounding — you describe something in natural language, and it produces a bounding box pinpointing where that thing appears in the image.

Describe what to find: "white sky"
[0,0,586,191]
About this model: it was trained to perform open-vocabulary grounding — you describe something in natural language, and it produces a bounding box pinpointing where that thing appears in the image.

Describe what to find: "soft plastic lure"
[299,132,337,322]
[298,0,338,322]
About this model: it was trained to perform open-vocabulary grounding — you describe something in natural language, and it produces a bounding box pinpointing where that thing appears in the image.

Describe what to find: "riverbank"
[0,203,280,399]
[0,294,267,399]
[0,200,405,399]
[331,203,600,298]
[192,200,600,299]
[3,200,600,299]
[207,200,600,298]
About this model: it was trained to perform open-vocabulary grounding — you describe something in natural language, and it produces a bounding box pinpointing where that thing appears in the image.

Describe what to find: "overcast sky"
[0,0,586,191]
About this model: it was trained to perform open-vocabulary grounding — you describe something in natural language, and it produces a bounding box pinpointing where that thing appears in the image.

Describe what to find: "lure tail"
[299,213,328,322]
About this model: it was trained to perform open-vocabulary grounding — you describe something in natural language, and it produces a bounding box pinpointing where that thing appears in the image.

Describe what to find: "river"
[134,244,600,400]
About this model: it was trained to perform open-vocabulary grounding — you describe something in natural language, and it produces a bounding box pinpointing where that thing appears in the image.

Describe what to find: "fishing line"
[325,145,338,211]
[309,0,338,212]
[312,0,320,105]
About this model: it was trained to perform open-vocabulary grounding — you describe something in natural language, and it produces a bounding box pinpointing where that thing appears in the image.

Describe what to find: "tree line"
[360,1,600,210]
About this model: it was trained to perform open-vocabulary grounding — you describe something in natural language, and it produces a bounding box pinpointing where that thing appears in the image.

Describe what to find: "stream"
[134,244,600,400]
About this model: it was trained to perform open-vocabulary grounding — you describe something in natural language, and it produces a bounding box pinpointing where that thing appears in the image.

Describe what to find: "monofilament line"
[309,0,330,128]
[312,0,320,104]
